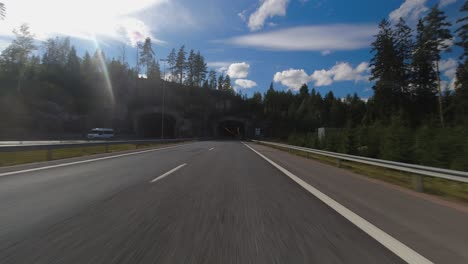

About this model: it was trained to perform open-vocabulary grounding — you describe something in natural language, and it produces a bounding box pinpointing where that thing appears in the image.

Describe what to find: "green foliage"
[208,70,217,89]
[0,24,36,93]
[166,48,176,79]
[455,2,468,125]
[139,37,157,78]
[175,45,186,84]
[456,1,468,60]
[380,116,413,162]
[370,19,402,120]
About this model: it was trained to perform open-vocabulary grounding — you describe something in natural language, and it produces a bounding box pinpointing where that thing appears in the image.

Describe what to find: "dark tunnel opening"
[138,113,176,138]
[217,120,245,139]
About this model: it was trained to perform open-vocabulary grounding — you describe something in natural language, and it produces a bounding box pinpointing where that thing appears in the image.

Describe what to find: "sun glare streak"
[91,35,115,106]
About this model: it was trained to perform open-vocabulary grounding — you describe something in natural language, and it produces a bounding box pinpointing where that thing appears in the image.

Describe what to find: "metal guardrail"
[253,140,468,190]
[0,138,193,161]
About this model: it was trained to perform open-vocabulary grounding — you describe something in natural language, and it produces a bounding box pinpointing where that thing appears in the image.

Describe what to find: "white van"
[87,128,114,140]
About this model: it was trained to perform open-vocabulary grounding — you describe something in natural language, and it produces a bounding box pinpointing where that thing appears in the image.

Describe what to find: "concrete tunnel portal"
[138,113,176,138]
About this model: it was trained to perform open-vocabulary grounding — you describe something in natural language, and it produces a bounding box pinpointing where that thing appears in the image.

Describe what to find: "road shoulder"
[249,143,468,264]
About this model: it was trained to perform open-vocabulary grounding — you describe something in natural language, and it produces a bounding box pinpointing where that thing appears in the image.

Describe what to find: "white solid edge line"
[0,144,187,178]
[150,163,187,183]
[242,142,433,264]
[209,147,214,151]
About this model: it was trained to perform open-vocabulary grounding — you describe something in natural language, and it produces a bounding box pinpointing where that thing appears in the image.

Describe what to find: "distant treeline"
[274,3,468,170]
[0,25,240,138]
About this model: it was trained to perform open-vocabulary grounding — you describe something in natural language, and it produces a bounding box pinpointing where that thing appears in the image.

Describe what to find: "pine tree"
[394,18,413,111]
[66,46,80,74]
[299,83,309,98]
[424,5,453,127]
[139,37,156,77]
[222,74,232,92]
[42,37,72,68]
[166,48,176,81]
[77,52,95,113]
[175,45,186,84]
[0,24,36,93]
[264,83,277,116]
[411,19,438,123]
[186,49,195,86]
[456,1,468,60]
[147,59,161,80]
[208,70,217,89]
[194,52,207,87]
[65,46,81,88]
[202,79,209,89]
[369,19,399,120]
[455,1,468,123]
[217,74,223,90]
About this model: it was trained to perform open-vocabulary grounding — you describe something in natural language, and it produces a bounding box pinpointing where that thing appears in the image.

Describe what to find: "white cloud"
[273,62,370,90]
[356,62,370,74]
[440,58,458,90]
[389,0,428,23]
[225,24,377,51]
[267,22,278,27]
[440,38,455,51]
[310,69,333,86]
[238,10,248,22]
[439,58,457,73]
[0,0,169,46]
[311,62,370,86]
[274,69,311,90]
[0,38,11,51]
[207,61,232,73]
[248,0,289,31]
[227,62,250,78]
[235,79,258,89]
[440,0,457,7]
[321,50,332,56]
[332,62,369,81]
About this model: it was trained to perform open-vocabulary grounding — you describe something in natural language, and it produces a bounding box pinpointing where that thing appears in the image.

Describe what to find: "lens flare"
[91,35,115,106]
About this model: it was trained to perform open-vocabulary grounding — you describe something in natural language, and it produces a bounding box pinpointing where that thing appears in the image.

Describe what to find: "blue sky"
[0,0,462,98]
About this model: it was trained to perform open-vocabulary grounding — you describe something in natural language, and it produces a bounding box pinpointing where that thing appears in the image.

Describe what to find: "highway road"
[0,141,466,263]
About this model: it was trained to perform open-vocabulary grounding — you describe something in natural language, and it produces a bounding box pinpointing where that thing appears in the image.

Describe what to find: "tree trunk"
[436,61,445,128]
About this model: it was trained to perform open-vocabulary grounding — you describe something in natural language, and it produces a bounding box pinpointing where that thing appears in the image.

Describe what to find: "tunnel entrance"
[138,113,176,138]
[217,120,245,139]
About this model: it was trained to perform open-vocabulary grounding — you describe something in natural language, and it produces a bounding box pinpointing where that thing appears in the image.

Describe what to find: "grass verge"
[268,144,468,203]
[0,143,173,167]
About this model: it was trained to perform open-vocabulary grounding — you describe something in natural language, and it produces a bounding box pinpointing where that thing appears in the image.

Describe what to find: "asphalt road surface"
[0,141,465,263]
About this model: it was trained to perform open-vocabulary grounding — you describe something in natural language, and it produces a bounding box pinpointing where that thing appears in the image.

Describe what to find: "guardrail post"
[46,149,53,161]
[336,158,342,168]
[413,175,424,192]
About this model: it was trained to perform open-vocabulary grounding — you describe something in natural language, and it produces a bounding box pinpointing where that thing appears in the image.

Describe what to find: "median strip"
[242,142,433,264]
[150,163,187,183]
[0,144,186,178]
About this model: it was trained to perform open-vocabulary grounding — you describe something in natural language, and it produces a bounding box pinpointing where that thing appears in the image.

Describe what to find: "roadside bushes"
[287,122,468,171]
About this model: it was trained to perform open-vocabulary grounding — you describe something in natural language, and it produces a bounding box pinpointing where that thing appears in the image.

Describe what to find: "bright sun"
[0,0,166,46]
